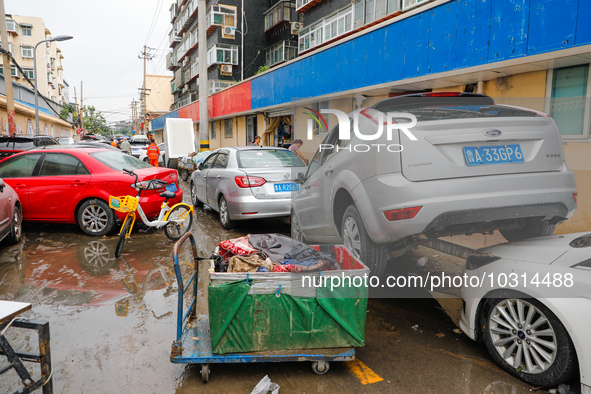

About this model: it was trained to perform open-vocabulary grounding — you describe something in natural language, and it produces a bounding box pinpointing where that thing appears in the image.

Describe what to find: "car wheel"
[499,219,556,242]
[480,293,578,386]
[78,199,116,236]
[291,210,305,243]
[143,157,150,163]
[179,169,189,182]
[341,204,387,277]
[218,195,235,230]
[6,205,22,244]
[190,181,203,208]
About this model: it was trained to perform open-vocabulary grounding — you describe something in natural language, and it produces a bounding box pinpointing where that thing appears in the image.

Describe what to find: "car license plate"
[166,183,177,192]
[463,144,524,166]
[274,182,299,192]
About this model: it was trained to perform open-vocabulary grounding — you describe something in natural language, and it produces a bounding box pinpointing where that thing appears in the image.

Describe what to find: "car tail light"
[421,92,463,97]
[235,176,266,188]
[383,206,422,221]
[573,193,578,204]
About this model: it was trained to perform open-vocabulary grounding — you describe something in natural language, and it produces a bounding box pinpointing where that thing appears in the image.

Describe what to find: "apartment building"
[3,15,68,105]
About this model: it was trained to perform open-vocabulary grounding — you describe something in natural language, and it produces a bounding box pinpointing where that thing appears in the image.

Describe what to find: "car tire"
[179,169,189,182]
[341,204,387,277]
[143,157,150,163]
[78,199,116,236]
[499,219,556,242]
[480,292,578,387]
[190,181,203,208]
[291,210,306,243]
[218,195,235,230]
[6,205,22,244]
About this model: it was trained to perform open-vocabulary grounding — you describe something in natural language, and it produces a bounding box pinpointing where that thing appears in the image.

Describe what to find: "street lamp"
[34,35,73,134]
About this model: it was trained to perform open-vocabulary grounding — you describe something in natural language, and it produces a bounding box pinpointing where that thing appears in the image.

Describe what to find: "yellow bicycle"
[110,169,194,257]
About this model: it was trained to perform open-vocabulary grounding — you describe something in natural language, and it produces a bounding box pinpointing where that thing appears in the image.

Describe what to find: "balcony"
[169,28,182,48]
[266,40,297,67]
[5,19,18,36]
[264,1,298,35]
[167,51,180,71]
[295,0,322,13]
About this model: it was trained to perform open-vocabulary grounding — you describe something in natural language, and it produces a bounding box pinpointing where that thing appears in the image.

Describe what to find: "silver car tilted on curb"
[190,147,307,229]
[291,93,577,276]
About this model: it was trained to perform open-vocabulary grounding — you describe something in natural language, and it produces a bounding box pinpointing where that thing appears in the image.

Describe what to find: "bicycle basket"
[109,195,139,213]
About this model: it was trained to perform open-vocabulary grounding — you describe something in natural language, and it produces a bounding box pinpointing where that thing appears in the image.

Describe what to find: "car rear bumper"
[354,165,577,244]
[226,194,291,220]
[114,189,183,222]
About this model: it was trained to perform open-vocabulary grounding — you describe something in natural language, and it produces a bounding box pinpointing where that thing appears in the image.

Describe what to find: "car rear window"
[0,138,35,150]
[373,97,543,121]
[90,150,152,171]
[130,140,150,146]
[237,149,304,168]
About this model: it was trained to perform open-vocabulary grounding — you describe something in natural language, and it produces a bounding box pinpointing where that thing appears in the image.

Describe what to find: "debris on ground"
[251,375,280,394]
[435,333,446,338]
[453,328,461,334]
[411,324,422,333]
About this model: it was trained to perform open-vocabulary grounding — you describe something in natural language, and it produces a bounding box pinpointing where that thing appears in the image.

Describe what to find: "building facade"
[3,14,69,106]
[153,0,591,233]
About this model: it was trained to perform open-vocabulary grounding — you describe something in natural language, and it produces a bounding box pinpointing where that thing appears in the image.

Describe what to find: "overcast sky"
[7,0,173,124]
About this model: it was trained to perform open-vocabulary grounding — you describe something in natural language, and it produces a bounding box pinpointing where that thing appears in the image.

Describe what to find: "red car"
[0,178,22,244]
[0,146,182,236]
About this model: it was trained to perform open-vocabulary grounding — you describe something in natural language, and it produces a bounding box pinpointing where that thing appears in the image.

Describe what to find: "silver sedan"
[189,147,307,229]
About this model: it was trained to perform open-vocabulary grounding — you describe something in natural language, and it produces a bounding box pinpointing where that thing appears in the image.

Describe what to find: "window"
[11,65,18,77]
[5,19,16,33]
[224,119,233,138]
[21,46,33,58]
[237,149,304,168]
[210,121,217,139]
[39,154,90,176]
[264,1,298,31]
[0,153,42,178]
[207,44,239,66]
[298,6,353,53]
[22,68,34,79]
[213,152,228,169]
[546,64,591,139]
[266,41,297,67]
[21,24,32,36]
[201,153,218,169]
[210,5,237,27]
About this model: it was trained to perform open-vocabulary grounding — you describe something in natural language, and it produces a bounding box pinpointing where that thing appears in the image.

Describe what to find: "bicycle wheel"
[164,204,193,241]
[115,215,133,258]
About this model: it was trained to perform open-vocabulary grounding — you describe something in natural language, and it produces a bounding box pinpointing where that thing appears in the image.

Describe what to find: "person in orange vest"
[110,138,118,148]
[147,139,161,167]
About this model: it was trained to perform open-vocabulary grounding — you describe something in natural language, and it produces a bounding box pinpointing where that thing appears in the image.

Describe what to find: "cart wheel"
[311,361,329,375]
[201,364,210,383]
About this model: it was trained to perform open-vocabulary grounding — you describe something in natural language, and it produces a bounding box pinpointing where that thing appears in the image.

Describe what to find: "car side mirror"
[296,172,305,184]
[0,179,4,193]
[198,163,204,170]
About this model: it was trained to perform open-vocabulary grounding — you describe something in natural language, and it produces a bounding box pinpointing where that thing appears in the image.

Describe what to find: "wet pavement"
[0,180,563,393]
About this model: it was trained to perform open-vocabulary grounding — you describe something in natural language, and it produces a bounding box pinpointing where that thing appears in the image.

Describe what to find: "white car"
[138,143,165,166]
[460,232,591,393]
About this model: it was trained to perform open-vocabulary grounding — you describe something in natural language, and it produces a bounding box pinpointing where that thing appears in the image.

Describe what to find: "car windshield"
[373,97,543,121]
[90,150,152,171]
[1,138,35,150]
[237,149,304,168]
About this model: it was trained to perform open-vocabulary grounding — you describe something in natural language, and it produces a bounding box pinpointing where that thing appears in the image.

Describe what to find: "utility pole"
[198,0,208,151]
[139,45,154,135]
[79,81,84,131]
[0,0,17,136]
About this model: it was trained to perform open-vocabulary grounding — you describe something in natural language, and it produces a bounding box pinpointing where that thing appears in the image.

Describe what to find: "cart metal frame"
[170,232,356,382]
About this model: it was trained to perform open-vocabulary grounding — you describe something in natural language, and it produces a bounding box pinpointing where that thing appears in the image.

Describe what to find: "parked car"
[460,232,591,391]
[57,137,76,145]
[0,135,59,159]
[129,135,151,158]
[291,93,577,276]
[0,146,182,236]
[0,178,22,245]
[190,147,306,229]
[138,143,165,166]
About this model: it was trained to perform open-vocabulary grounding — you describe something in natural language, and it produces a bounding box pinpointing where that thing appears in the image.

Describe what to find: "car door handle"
[325,167,334,176]
[71,180,87,186]
[13,183,27,189]
[304,184,311,190]
[216,175,221,179]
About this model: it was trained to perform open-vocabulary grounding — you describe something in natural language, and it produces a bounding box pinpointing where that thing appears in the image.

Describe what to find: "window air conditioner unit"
[222,26,236,39]
[220,64,233,76]
[291,22,304,35]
